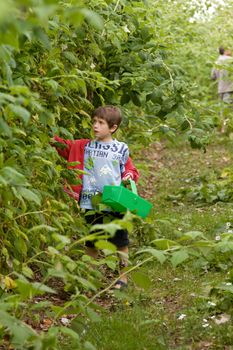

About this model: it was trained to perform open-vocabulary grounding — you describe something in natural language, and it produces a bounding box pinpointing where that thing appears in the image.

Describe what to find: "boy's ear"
[110,124,118,133]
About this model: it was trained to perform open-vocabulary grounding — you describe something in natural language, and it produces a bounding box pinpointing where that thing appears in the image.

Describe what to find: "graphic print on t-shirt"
[80,140,129,209]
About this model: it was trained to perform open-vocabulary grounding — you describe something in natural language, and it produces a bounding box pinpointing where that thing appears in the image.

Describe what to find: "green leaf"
[22,265,34,279]
[193,240,213,247]
[0,2,14,23]
[91,193,102,207]
[14,236,27,257]
[215,241,233,253]
[85,157,94,170]
[10,85,30,95]
[0,92,15,103]
[86,307,101,322]
[80,9,103,30]
[130,91,141,107]
[121,93,130,105]
[95,240,117,252]
[179,231,205,241]
[90,223,121,235]
[52,234,71,245]
[59,326,80,341]
[34,26,50,49]
[131,271,152,290]
[151,239,178,250]
[0,153,3,168]
[67,161,81,167]
[32,282,56,294]
[18,187,41,205]
[8,104,31,124]
[76,78,87,97]
[83,341,97,350]
[32,155,53,165]
[137,248,166,264]
[0,117,12,137]
[0,166,29,186]
[47,246,60,255]
[105,259,117,270]
[0,310,36,346]
[76,277,97,291]
[47,268,66,279]
[46,79,59,91]
[170,250,189,268]
[28,225,58,233]
[0,174,8,186]
[17,279,56,298]
[213,283,233,294]
[63,51,77,64]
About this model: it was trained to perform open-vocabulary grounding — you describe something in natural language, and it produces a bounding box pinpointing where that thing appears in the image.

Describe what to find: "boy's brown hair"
[92,105,122,129]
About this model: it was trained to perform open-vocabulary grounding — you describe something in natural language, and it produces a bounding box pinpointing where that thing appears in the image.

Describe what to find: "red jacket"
[54,136,139,201]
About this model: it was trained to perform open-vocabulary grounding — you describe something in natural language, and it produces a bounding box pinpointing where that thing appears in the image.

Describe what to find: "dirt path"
[138,139,232,204]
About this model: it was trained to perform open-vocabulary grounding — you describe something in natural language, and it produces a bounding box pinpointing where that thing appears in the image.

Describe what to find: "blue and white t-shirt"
[80,139,129,209]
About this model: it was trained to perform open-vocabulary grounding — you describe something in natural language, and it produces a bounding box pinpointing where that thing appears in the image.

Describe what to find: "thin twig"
[53,255,154,321]
[114,0,121,12]
[183,115,193,130]
[162,62,174,89]
[14,210,50,220]
[85,255,154,307]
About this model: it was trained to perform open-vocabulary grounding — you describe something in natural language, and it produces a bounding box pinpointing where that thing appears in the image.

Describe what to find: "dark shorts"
[84,211,129,248]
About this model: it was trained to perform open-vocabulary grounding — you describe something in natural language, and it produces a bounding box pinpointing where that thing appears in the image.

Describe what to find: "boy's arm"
[122,157,139,183]
[211,67,219,80]
[51,135,75,160]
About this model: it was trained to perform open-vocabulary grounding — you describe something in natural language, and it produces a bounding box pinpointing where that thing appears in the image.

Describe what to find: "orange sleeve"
[52,135,75,160]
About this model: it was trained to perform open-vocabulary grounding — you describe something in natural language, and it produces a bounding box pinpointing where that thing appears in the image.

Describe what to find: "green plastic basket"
[102,180,152,218]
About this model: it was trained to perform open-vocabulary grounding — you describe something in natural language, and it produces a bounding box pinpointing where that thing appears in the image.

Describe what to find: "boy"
[53,105,139,289]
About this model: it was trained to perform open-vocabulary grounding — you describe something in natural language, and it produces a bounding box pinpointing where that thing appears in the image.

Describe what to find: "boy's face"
[92,116,117,142]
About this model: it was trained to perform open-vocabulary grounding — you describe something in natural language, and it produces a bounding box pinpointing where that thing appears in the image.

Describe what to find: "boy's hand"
[122,174,133,184]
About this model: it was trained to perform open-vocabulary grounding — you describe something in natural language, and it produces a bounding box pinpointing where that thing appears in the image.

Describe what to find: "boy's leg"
[85,246,99,259]
[84,211,104,259]
[118,245,129,267]
[114,245,129,288]
[107,213,129,289]
[85,211,129,288]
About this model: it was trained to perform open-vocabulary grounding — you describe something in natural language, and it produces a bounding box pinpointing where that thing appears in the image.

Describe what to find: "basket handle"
[121,179,138,195]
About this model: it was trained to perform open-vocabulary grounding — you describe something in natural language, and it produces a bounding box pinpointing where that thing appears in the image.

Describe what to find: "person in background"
[211,47,233,132]
[211,47,233,103]
[218,46,225,56]
[52,105,139,290]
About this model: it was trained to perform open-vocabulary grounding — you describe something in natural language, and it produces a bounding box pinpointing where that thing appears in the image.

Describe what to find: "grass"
[71,265,228,350]
[62,136,233,350]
